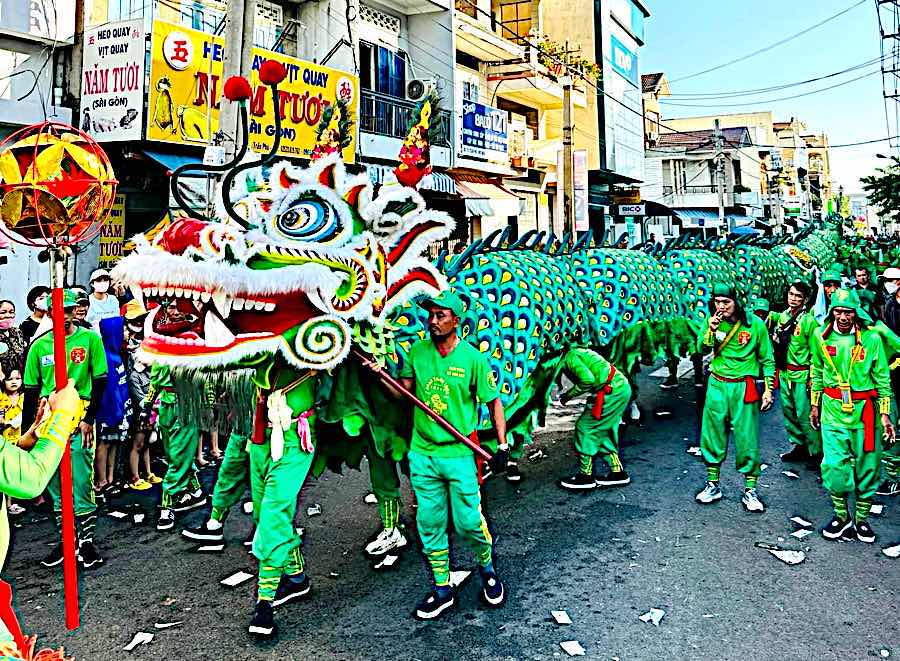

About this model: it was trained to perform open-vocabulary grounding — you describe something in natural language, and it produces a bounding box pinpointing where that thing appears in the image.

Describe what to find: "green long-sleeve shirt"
[810,326,892,427]
[145,364,176,407]
[698,316,775,382]
[560,348,626,401]
[770,310,819,383]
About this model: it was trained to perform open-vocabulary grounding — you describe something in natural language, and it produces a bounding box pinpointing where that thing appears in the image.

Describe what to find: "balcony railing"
[360,90,451,148]
[662,184,718,195]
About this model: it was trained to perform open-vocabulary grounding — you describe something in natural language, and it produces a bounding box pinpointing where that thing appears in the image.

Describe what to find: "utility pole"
[220,0,256,159]
[68,0,86,119]
[561,74,575,236]
[713,119,726,235]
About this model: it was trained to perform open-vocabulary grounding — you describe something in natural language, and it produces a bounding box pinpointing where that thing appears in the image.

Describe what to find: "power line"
[668,0,868,83]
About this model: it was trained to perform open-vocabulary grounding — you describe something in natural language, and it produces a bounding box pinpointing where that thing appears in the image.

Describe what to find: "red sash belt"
[823,387,878,452]
[786,364,809,371]
[252,395,267,444]
[591,366,618,419]
[711,372,760,404]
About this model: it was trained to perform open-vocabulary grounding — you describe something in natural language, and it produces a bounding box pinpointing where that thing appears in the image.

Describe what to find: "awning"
[366,164,457,194]
[453,175,522,218]
[143,150,205,176]
[730,225,759,235]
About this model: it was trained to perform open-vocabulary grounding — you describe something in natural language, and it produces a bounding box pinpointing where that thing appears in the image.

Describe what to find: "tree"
[861,157,900,224]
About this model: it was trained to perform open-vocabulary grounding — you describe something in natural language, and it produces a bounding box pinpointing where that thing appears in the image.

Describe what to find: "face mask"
[0,319,12,330]
[93,282,110,294]
[887,282,899,295]
[34,297,48,311]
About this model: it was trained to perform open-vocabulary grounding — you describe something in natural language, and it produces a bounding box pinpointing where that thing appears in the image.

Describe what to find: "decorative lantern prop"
[0,121,118,636]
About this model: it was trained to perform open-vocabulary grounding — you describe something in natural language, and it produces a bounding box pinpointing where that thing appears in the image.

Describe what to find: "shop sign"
[98,194,126,268]
[81,19,145,141]
[460,101,509,163]
[147,20,359,161]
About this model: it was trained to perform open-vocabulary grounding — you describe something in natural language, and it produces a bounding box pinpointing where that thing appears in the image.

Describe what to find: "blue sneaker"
[480,571,506,607]
[414,589,455,620]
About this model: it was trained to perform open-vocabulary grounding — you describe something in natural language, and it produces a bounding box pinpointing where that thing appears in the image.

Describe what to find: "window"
[463,81,479,102]
[182,0,226,33]
[497,97,538,139]
[359,40,406,98]
[455,0,478,19]
[497,0,531,42]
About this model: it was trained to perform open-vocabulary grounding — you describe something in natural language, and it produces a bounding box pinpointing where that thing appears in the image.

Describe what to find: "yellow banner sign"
[147,20,358,162]
[613,189,641,205]
[99,194,126,268]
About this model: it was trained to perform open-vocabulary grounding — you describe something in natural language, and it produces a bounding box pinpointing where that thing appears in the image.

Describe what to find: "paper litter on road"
[124,631,153,651]
[154,621,183,630]
[528,449,547,461]
[551,610,572,625]
[883,544,900,558]
[760,463,769,471]
[781,471,800,479]
[638,608,665,626]
[879,650,890,658]
[767,549,806,565]
[107,510,127,519]
[790,529,813,540]
[870,504,884,515]
[448,570,471,588]
[790,516,813,528]
[686,446,701,457]
[133,513,145,524]
[306,504,322,516]
[373,554,398,569]
[559,641,586,656]
[194,543,225,554]
[220,571,254,587]
[702,613,715,618]
[363,493,377,504]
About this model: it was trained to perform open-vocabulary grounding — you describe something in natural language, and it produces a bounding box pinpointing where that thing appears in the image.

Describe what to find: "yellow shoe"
[129,478,152,491]
[147,473,162,485]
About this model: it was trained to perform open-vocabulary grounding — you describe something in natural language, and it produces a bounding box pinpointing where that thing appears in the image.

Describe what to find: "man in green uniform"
[811,289,895,543]
[246,367,317,638]
[0,381,81,645]
[143,362,206,531]
[23,289,108,569]
[396,290,508,620]
[695,284,775,512]
[771,281,822,467]
[557,347,632,491]
[875,267,900,497]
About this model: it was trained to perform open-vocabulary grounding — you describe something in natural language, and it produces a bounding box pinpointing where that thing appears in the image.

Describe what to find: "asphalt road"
[5,367,899,661]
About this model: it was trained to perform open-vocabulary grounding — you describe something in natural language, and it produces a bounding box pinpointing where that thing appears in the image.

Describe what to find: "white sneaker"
[741,488,765,513]
[695,481,722,504]
[364,528,408,556]
[157,508,175,531]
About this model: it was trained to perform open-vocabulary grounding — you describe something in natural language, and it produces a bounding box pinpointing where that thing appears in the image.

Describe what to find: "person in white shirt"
[85,269,120,328]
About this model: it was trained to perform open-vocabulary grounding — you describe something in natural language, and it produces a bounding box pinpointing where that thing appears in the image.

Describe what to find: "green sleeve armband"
[37,410,79,449]
[879,397,892,416]
[810,391,822,407]
[764,377,774,391]
[702,329,716,346]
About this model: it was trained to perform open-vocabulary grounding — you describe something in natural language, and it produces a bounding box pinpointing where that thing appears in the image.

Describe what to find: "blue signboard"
[610,34,639,87]
[460,101,509,163]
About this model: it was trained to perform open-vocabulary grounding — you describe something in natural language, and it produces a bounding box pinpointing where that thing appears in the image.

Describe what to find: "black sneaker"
[780,445,809,463]
[479,572,506,607]
[40,543,64,568]
[170,490,207,513]
[78,541,104,569]
[181,521,224,543]
[414,590,455,620]
[244,527,255,548]
[822,516,854,540]
[248,600,276,637]
[595,471,631,487]
[157,508,175,531]
[660,376,678,390]
[272,574,311,608]
[558,474,597,491]
[505,463,522,483]
[876,479,900,497]
[805,453,823,471]
[856,520,876,544]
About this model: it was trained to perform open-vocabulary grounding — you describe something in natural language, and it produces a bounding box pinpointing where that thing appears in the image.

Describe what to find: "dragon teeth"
[144,306,160,337]
[233,298,245,311]
[263,302,275,312]
[211,290,233,318]
[204,311,236,347]
[200,292,211,303]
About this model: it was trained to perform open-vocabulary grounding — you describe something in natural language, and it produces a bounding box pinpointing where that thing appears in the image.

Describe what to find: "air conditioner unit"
[407,78,436,102]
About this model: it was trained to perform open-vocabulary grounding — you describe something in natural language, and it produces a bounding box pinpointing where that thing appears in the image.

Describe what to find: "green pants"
[780,378,821,455]
[574,379,631,474]
[211,431,250,522]
[157,400,201,508]
[883,443,900,481]
[409,451,492,588]
[700,378,761,484]
[48,431,96,517]
[249,432,314,599]
[821,424,882,503]
[366,435,402,530]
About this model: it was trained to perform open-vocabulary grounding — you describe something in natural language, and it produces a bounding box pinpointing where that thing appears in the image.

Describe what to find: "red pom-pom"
[259,60,287,85]
[223,76,252,101]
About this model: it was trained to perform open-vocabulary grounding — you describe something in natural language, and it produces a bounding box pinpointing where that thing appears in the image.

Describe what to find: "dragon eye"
[275,194,334,241]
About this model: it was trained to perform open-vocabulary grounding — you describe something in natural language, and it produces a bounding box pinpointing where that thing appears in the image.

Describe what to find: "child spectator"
[0,363,27,515]
[122,303,157,490]
[95,316,129,495]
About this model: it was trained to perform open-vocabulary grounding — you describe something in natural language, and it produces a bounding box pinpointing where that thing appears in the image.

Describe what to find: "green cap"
[711,283,737,300]
[828,288,872,325]
[419,289,465,317]
[821,268,843,284]
[62,289,78,309]
[751,298,770,313]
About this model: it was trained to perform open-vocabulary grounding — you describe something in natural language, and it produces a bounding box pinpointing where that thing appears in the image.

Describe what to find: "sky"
[641,0,890,195]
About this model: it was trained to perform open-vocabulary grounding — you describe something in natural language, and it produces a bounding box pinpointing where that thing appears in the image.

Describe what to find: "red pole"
[352,349,493,461]
[50,256,80,631]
